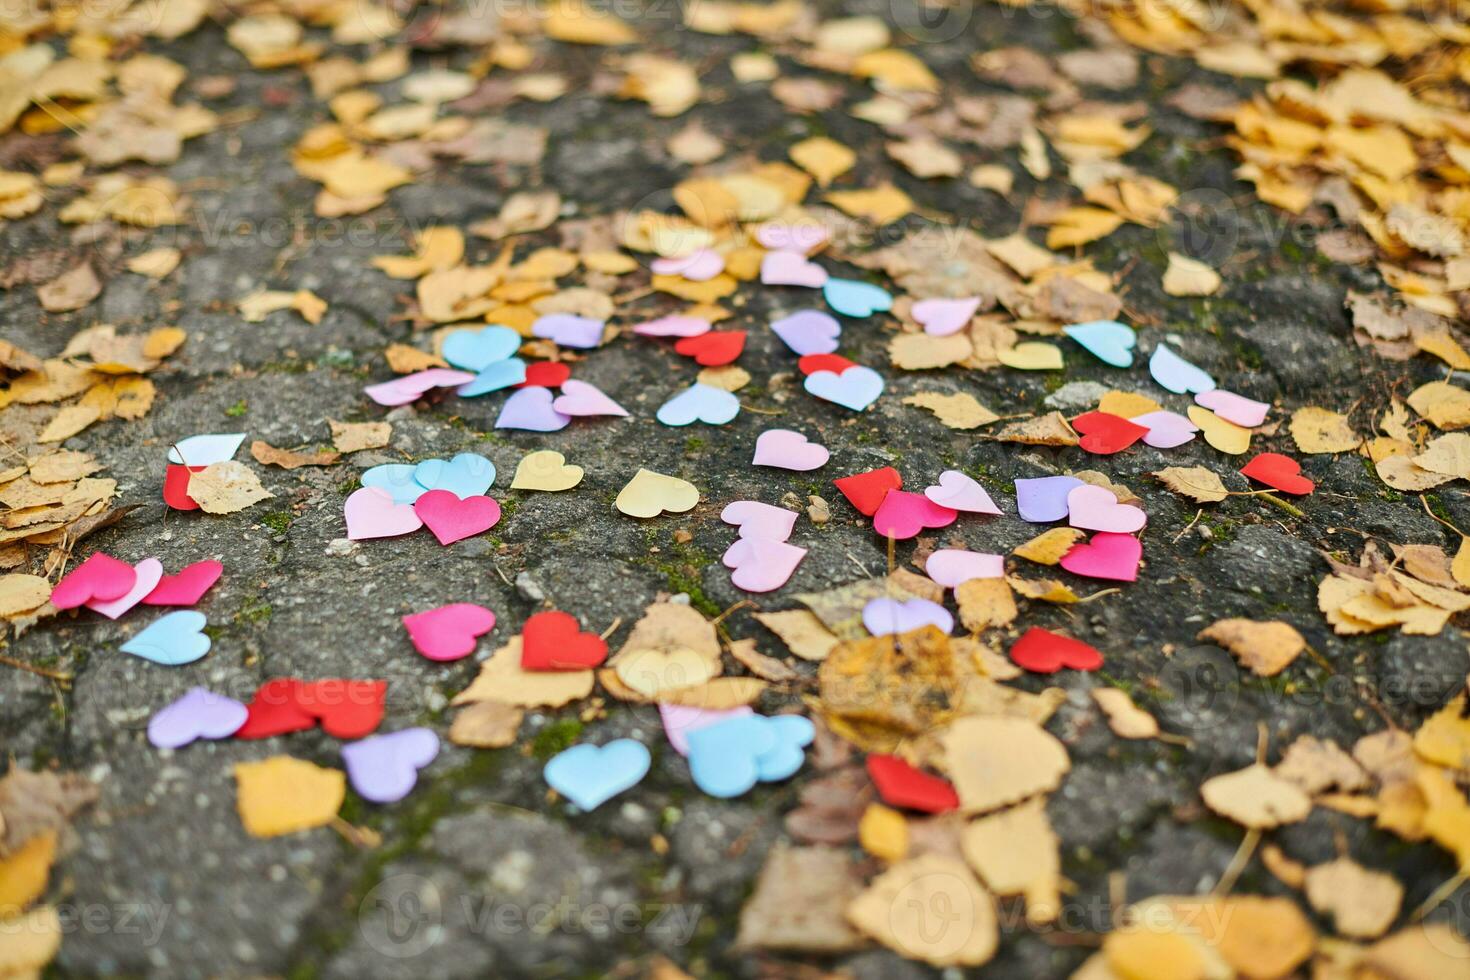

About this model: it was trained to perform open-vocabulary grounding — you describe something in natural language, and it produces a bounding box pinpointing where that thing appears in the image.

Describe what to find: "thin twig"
[0,654,72,682]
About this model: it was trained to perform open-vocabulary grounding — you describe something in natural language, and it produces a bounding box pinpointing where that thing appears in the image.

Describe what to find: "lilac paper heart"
[342,728,440,804]
[533,313,605,349]
[147,687,248,749]
[364,368,476,407]
[925,550,1005,588]
[754,223,829,252]
[1149,343,1215,394]
[722,537,807,592]
[804,366,883,411]
[721,500,797,540]
[552,379,628,417]
[632,315,710,338]
[1132,410,1198,449]
[862,597,954,636]
[771,310,841,355]
[496,386,572,431]
[1015,476,1084,523]
[1195,389,1268,427]
[656,384,740,426]
[761,250,828,288]
[912,297,980,337]
[752,429,829,471]
[651,248,724,282]
[924,470,1001,514]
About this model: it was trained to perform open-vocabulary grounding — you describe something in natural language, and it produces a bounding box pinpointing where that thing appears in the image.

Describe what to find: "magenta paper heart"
[721,500,797,541]
[1132,410,1198,449]
[771,310,841,355]
[912,297,980,337]
[722,537,807,592]
[345,486,424,540]
[651,248,724,282]
[754,222,829,253]
[532,313,605,349]
[342,728,440,804]
[86,557,163,620]
[1066,485,1146,534]
[1195,389,1269,427]
[1059,532,1142,582]
[632,315,710,338]
[863,597,953,636]
[147,687,248,749]
[51,552,136,610]
[925,549,1005,588]
[761,250,828,288]
[752,429,829,471]
[923,470,1001,514]
[660,703,754,756]
[552,379,628,417]
[496,386,572,431]
[402,602,496,662]
[414,490,502,545]
[364,368,475,407]
[144,559,223,607]
[872,490,958,540]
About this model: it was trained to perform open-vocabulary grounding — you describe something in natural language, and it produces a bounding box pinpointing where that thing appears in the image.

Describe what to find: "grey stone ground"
[4,2,1470,978]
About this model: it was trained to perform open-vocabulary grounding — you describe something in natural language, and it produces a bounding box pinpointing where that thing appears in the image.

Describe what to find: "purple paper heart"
[632,315,710,338]
[862,597,954,637]
[342,727,440,803]
[147,687,248,749]
[496,386,572,431]
[532,314,605,350]
[771,310,841,355]
[1015,476,1085,523]
[1132,410,1199,448]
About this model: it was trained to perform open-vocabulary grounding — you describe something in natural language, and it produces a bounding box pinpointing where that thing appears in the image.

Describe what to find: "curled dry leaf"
[250,440,340,470]
[1013,527,1084,565]
[754,609,839,661]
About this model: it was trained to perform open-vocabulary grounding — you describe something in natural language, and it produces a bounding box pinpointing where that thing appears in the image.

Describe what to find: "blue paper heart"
[804,366,883,411]
[543,738,651,810]
[1149,343,1216,395]
[121,611,211,666]
[754,716,814,781]
[823,278,893,318]
[687,714,813,798]
[1063,320,1136,368]
[361,463,426,504]
[656,383,740,426]
[413,453,496,499]
[442,326,521,372]
[457,358,527,397]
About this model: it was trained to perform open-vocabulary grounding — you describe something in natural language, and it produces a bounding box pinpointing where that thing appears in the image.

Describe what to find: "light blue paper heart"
[1150,343,1216,394]
[543,739,651,810]
[457,358,527,397]
[1063,320,1136,368]
[442,326,522,371]
[804,366,883,411]
[121,611,211,666]
[413,453,496,499]
[687,714,813,798]
[754,716,815,781]
[361,463,427,504]
[656,383,740,426]
[823,278,893,318]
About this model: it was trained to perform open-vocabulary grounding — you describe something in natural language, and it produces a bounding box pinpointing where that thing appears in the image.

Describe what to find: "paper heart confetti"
[923,470,1001,514]
[532,313,605,349]
[656,383,740,426]
[345,486,424,540]
[723,537,807,592]
[402,603,496,662]
[616,468,700,518]
[651,247,724,281]
[834,467,902,516]
[163,463,205,510]
[519,361,572,388]
[457,358,527,397]
[1067,484,1147,534]
[86,557,163,620]
[754,222,829,252]
[510,450,584,491]
[1015,476,1085,523]
[753,429,830,471]
[364,368,475,407]
[687,714,814,798]
[912,296,980,337]
[1009,627,1104,673]
[1072,411,1148,455]
[866,754,959,813]
[798,353,857,376]
[771,310,841,355]
[805,365,883,411]
[1187,405,1252,455]
[496,386,572,431]
[1149,343,1216,394]
[147,687,248,749]
[1063,320,1136,367]
[361,463,426,504]
[660,703,753,756]
[293,679,387,739]
[414,490,502,545]
[442,325,521,371]
[1196,389,1270,427]
[342,728,439,803]
[234,679,317,739]
[544,739,651,810]
[925,549,1005,588]
[143,559,224,607]
[674,330,746,366]
[872,490,958,540]
[761,250,828,287]
[1132,410,1199,449]
[121,610,211,666]
[1240,453,1314,495]
[413,453,496,499]
[552,379,628,417]
[633,314,710,338]
[234,756,345,838]
[721,500,798,541]
[521,610,608,670]
[168,433,246,466]
[863,597,954,636]
[50,552,136,609]
[1059,532,1142,582]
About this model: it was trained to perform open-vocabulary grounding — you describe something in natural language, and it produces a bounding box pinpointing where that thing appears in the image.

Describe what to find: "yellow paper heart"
[996,342,1063,371]
[234,756,345,838]
[614,646,716,697]
[1187,406,1252,455]
[511,450,584,492]
[615,468,699,518]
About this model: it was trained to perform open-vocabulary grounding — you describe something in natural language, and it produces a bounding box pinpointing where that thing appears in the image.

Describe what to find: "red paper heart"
[49,552,136,609]
[674,330,746,367]
[834,467,903,517]
[1240,452,1314,496]
[143,559,224,606]
[520,610,608,670]
[296,679,387,739]
[414,490,502,545]
[798,353,856,376]
[163,463,205,510]
[866,754,959,813]
[1071,411,1148,455]
[234,679,316,739]
[1009,627,1104,674]
[518,361,572,388]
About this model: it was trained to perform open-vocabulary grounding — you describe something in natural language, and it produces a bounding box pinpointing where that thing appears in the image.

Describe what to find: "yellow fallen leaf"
[543,2,637,44]
[902,391,998,429]
[996,342,1063,370]
[990,412,1079,446]
[1013,528,1084,565]
[329,419,391,453]
[234,756,345,837]
[239,288,327,325]
[825,184,914,225]
[851,49,939,93]
[1413,433,1470,479]
[941,716,1069,814]
[454,638,594,707]
[1093,688,1159,739]
[890,333,971,370]
[1045,207,1124,249]
[187,460,274,514]
[0,829,56,909]
[125,247,181,278]
[1099,390,1161,418]
[961,798,1060,923]
[0,573,50,617]
[0,905,62,975]
[955,578,1017,633]
[1152,465,1229,503]
[789,136,855,187]
[1162,252,1221,296]
[858,803,908,862]
[845,855,997,966]
[1290,406,1359,453]
[1304,857,1402,940]
[371,226,463,279]
[1408,381,1470,430]
[1377,455,1456,491]
[1201,763,1312,829]
[753,609,838,661]
[1198,618,1306,676]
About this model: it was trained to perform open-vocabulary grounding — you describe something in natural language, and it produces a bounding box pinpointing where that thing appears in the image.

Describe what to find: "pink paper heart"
[1195,389,1269,427]
[752,429,830,471]
[912,297,980,337]
[760,250,828,288]
[1066,485,1146,534]
[722,537,807,592]
[50,553,136,610]
[721,500,797,541]
[144,560,224,607]
[552,379,628,417]
[872,490,958,540]
[363,368,475,407]
[660,703,753,756]
[651,248,724,282]
[863,597,953,636]
[754,223,829,253]
[402,602,496,662]
[1131,410,1198,449]
[345,486,424,540]
[86,557,163,620]
[925,549,1005,588]
[632,315,711,338]
[414,490,502,546]
[1059,532,1142,582]
[923,470,1001,514]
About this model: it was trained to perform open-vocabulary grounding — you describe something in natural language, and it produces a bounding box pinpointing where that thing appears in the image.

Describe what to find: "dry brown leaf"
[453,637,594,707]
[37,262,101,312]
[186,461,274,514]
[472,191,562,240]
[250,441,340,470]
[902,391,998,429]
[989,413,1078,447]
[1291,406,1359,453]
[0,574,50,617]
[1304,857,1402,940]
[1152,466,1229,503]
[959,798,1060,924]
[239,288,327,325]
[447,702,523,748]
[328,420,391,453]
[941,716,1069,815]
[1201,763,1312,829]
[845,854,997,967]
[1197,618,1306,677]
[955,577,1017,633]
[754,609,839,661]
[1092,688,1159,739]
[735,844,866,954]
[890,332,972,370]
